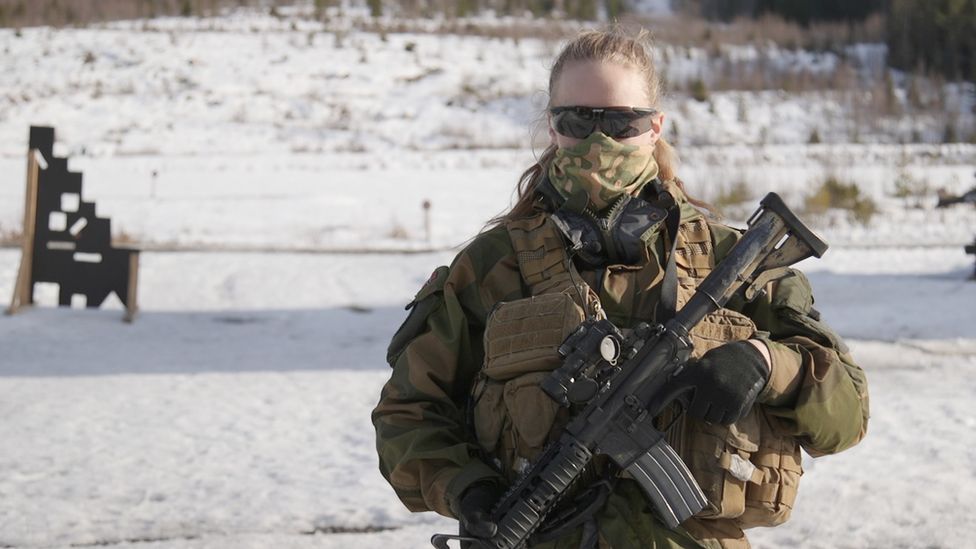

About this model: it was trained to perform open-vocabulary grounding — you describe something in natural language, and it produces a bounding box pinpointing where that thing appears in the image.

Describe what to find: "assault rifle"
[432,193,828,549]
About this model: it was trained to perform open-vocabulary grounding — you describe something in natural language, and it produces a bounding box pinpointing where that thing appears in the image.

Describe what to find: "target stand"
[6,126,140,322]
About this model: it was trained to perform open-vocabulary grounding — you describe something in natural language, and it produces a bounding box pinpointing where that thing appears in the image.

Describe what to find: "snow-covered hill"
[2,7,973,158]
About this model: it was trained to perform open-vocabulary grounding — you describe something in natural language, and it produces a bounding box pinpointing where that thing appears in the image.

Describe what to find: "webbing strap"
[676,217,714,273]
[657,202,681,322]
[530,476,616,546]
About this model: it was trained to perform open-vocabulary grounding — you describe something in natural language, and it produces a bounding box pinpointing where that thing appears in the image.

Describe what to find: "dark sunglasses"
[549,106,659,139]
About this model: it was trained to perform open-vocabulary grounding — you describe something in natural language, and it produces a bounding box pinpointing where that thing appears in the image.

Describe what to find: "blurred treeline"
[1,0,974,82]
[684,0,976,83]
[684,0,884,24]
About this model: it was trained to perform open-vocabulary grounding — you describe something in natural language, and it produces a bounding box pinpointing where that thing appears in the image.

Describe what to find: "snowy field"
[2,7,976,549]
[1,245,975,549]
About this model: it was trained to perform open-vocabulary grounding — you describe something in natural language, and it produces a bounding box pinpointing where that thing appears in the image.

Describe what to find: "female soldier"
[373,28,869,549]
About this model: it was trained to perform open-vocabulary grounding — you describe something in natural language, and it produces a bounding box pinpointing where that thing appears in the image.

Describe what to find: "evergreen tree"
[569,0,598,20]
[691,0,883,24]
[604,0,626,19]
[698,0,756,22]
[887,0,976,82]
[314,0,338,17]
[457,0,478,17]
[527,0,555,17]
[500,0,519,16]
[367,0,383,17]
[690,78,709,102]
[943,120,958,143]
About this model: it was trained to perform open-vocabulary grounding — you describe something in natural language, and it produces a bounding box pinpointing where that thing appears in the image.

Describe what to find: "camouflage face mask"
[548,132,659,211]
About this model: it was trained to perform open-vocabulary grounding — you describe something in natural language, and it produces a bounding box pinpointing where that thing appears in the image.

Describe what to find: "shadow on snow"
[0,305,405,377]
[1,268,973,377]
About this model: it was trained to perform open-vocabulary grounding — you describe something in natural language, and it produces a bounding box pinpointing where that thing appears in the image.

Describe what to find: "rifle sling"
[530,474,617,545]
[656,200,681,322]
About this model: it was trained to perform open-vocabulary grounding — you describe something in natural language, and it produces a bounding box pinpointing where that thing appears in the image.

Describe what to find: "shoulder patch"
[387,265,450,367]
[412,265,450,306]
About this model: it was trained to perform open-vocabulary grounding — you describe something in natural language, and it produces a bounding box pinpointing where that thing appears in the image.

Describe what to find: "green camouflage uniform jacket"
[372,195,870,548]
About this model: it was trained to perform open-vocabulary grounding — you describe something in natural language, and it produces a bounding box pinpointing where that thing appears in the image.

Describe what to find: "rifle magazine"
[600,425,707,529]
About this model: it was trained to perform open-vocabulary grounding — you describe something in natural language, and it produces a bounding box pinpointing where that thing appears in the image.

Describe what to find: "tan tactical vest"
[471,211,802,547]
[470,213,602,480]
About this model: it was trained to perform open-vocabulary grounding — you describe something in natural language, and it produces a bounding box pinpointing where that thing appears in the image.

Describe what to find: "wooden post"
[6,149,40,315]
[965,239,976,280]
[422,199,432,242]
[123,251,140,323]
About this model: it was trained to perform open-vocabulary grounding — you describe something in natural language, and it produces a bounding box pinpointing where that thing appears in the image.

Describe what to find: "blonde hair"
[490,28,711,225]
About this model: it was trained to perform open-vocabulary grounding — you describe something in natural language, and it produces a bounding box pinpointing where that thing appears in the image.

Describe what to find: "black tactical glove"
[454,481,503,539]
[678,340,770,425]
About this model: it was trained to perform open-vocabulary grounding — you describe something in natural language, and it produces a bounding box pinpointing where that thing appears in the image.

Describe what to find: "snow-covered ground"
[1,245,974,549]
[2,7,976,549]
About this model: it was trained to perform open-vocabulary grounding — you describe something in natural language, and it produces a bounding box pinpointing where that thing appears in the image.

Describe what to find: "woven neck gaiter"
[548,131,659,211]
